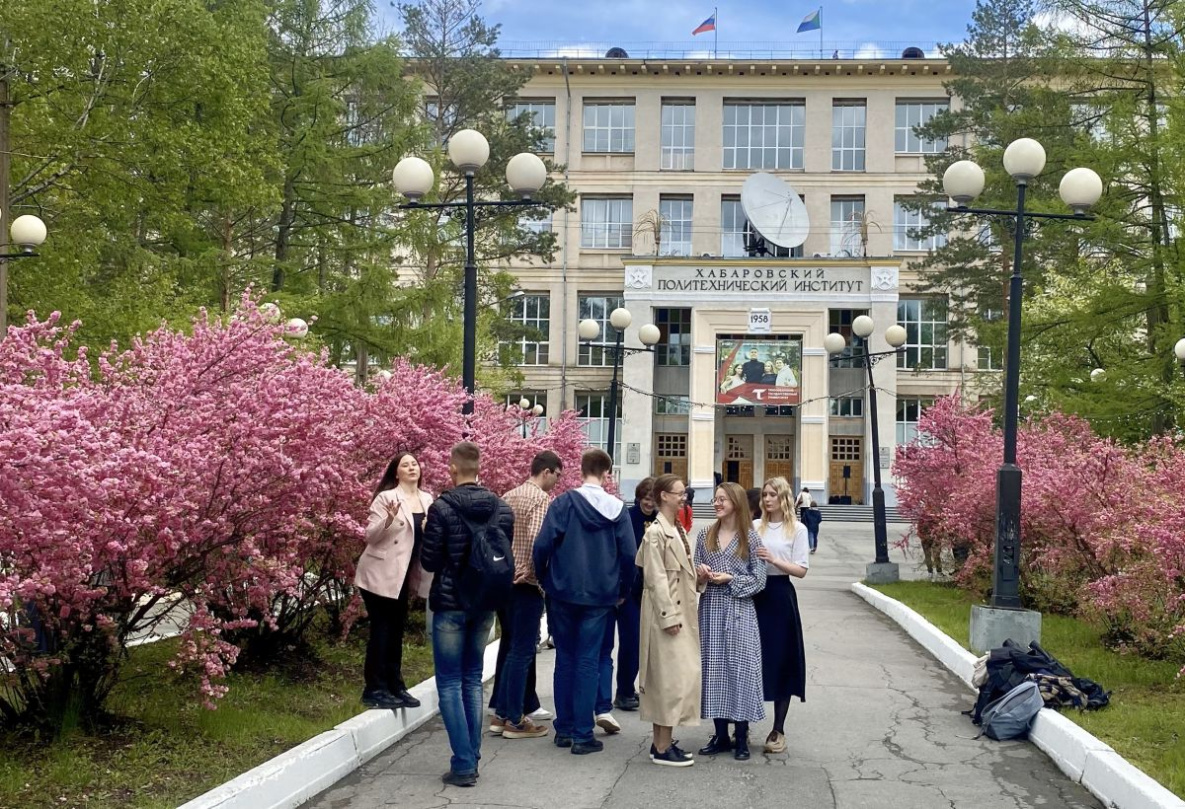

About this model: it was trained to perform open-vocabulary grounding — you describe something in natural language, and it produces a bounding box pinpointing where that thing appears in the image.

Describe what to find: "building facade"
[494,54,987,503]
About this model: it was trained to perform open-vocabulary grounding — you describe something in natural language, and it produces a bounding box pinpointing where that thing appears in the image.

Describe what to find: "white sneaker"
[529,707,553,721]
[595,712,621,734]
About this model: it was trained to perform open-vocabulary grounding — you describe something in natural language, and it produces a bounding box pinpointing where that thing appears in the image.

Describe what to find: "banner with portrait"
[716,338,802,406]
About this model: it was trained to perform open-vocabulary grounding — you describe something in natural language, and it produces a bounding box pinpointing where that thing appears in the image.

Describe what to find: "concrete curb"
[176,640,501,809]
[851,583,1184,809]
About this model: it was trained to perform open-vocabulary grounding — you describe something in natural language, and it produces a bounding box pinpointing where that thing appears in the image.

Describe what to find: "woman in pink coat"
[355,452,434,709]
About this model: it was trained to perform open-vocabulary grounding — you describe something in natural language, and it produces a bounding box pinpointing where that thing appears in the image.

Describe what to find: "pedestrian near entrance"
[636,474,703,768]
[421,442,516,788]
[614,477,657,712]
[355,453,433,710]
[533,449,636,755]
[794,487,814,517]
[752,477,809,754]
[695,482,767,761]
[490,451,564,741]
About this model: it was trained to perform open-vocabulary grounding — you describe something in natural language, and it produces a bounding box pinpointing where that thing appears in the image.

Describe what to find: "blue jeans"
[550,600,613,743]
[614,597,640,700]
[433,610,495,776]
[596,608,617,714]
[494,585,545,723]
[808,528,818,551]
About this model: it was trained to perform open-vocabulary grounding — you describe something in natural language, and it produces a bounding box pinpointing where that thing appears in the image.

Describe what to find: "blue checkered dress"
[695,528,768,722]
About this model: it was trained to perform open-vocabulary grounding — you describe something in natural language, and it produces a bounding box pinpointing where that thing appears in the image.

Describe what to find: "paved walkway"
[308,522,1100,809]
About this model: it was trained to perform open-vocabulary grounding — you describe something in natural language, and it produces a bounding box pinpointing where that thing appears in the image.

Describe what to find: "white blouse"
[753,519,810,576]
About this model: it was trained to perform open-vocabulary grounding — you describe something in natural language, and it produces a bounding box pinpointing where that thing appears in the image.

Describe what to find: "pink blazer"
[355,488,434,600]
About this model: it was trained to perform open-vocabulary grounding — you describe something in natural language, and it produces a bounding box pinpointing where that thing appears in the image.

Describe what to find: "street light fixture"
[0,212,49,335]
[578,307,660,463]
[825,316,907,583]
[943,138,1101,647]
[392,130,549,416]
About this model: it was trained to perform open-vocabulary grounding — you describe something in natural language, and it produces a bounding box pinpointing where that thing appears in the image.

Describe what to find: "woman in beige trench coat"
[636,474,708,767]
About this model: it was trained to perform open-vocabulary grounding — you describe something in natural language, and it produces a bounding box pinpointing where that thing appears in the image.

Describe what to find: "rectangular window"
[659,196,693,256]
[977,345,1002,371]
[830,396,865,417]
[720,197,799,258]
[424,97,456,146]
[578,294,625,366]
[723,101,805,170]
[576,391,621,459]
[832,101,867,171]
[828,309,869,369]
[830,196,865,256]
[507,99,557,152]
[655,395,692,415]
[894,200,947,251]
[661,101,695,170]
[581,197,633,249]
[895,101,949,154]
[500,294,550,366]
[517,211,552,235]
[654,307,692,366]
[897,299,949,370]
[896,398,933,445]
[583,101,635,153]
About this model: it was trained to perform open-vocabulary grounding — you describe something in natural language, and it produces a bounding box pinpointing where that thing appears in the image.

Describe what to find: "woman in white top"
[752,476,809,754]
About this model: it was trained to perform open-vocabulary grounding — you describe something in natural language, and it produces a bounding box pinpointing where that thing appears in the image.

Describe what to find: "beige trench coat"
[636,512,705,727]
[355,488,434,600]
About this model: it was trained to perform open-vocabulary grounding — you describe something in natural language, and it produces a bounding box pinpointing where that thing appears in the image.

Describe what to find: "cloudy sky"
[377,0,981,57]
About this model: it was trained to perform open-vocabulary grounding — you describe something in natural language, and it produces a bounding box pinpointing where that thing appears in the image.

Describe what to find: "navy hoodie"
[533,485,636,607]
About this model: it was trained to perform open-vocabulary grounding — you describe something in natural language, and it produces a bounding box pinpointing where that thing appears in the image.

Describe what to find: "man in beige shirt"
[489,451,563,739]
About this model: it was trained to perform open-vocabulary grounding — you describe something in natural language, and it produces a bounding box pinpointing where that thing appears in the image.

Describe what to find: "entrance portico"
[616,257,902,505]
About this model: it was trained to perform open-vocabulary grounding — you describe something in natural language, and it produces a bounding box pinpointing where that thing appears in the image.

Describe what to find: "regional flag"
[796,9,821,32]
[693,13,717,35]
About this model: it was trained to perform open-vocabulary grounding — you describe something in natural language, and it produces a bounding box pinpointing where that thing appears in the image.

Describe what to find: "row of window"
[502,299,952,371]
[577,195,946,254]
[505,98,949,169]
[508,389,933,456]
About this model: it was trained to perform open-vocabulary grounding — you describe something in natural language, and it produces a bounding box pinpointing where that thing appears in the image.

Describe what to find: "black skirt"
[753,575,806,702]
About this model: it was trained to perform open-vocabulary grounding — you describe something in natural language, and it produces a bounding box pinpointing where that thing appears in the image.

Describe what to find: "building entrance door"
[653,433,689,480]
[829,436,863,504]
[722,435,754,490]
[764,435,794,484]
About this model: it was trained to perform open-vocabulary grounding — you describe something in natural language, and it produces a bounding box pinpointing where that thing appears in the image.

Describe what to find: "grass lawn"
[0,619,434,809]
[871,581,1184,800]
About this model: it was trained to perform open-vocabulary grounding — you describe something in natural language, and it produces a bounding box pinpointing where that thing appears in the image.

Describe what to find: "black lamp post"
[515,398,544,438]
[824,317,907,582]
[0,213,49,336]
[392,131,549,415]
[943,139,1102,612]
[577,308,660,463]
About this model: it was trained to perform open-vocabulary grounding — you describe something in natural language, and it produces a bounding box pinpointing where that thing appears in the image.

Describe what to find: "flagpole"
[714,6,718,59]
[819,6,823,58]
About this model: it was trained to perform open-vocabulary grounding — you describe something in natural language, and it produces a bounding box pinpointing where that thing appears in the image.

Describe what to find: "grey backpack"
[979,680,1043,740]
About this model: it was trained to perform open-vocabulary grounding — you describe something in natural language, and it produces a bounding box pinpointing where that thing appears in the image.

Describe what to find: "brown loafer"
[764,731,787,753]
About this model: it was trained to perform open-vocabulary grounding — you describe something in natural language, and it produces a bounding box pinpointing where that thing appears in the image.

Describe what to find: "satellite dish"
[740,173,810,248]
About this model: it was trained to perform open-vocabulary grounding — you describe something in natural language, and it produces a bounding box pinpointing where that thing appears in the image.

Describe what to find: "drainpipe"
[560,58,573,409]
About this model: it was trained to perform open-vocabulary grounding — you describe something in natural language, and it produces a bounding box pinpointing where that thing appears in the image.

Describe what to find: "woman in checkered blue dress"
[694,482,768,761]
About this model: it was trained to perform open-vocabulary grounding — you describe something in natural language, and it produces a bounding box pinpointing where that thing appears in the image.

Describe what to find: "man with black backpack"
[534,449,636,755]
[422,442,516,788]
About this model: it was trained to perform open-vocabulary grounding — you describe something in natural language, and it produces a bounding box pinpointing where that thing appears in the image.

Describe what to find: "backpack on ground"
[978,680,1044,741]
[456,513,514,611]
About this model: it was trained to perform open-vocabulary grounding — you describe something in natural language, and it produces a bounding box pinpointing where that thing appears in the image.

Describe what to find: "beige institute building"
[491,49,986,506]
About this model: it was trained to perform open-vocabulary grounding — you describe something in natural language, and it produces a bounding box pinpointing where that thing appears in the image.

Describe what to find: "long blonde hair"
[757,477,800,538]
[706,482,752,559]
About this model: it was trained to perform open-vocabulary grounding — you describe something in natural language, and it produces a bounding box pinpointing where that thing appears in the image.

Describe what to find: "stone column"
[868,265,902,504]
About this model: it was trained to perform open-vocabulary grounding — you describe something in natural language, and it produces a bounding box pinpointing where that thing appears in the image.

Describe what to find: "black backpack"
[455,512,514,611]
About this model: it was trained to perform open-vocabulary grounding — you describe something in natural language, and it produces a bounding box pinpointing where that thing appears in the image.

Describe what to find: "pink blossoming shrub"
[893,395,1185,672]
[0,300,591,729]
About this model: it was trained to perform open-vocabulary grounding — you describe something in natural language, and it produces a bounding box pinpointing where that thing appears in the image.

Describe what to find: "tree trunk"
[273,177,296,291]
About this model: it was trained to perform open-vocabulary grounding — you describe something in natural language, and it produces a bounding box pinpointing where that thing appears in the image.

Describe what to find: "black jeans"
[493,585,546,723]
[360,586,410,694]
[489,586,541,717]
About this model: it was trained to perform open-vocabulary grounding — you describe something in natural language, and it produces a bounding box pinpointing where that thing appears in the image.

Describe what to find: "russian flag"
[692,13,716,35]
[796,8,821,33]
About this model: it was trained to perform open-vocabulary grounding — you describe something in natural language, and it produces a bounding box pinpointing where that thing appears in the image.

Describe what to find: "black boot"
[698,719,732,756]
[393,682,421,709]
[733,721,750,761]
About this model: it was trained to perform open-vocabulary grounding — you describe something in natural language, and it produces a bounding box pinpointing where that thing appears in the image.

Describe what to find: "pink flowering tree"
[893,395,1185,673]
[0,298,592,730]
